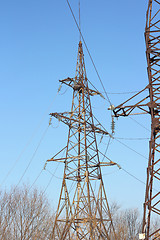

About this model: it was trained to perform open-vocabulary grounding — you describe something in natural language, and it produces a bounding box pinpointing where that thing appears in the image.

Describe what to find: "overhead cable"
[115,137,149,140]
[66,0,112,105]
[114,138,148,160]
[107,90,148,95]
[0,90,59,186]
[121,168,158,193]
[129,116,150,132]
[16,125,49,187]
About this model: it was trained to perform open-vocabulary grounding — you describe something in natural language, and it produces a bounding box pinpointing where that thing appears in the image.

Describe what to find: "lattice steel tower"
[113,0,160,239]
[47,40,117,239]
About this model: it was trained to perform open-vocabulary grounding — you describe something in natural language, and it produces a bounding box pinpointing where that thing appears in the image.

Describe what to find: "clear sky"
[0,0,151,214]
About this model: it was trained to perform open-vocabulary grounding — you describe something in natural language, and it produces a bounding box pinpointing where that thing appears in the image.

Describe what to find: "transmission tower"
[113,0,160,239]
[47,40,117,239]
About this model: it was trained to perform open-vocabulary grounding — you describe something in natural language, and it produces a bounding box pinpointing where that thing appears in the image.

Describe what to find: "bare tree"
[0,185,54,240]
[1,186,160,240]
[124,208,141,240]
[109,203,141,240]
[0,190,13,240]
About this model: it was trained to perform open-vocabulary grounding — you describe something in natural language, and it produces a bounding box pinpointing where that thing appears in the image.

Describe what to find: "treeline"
[0,185,159,239]
[0,185,54,240]
[110,202,159,239]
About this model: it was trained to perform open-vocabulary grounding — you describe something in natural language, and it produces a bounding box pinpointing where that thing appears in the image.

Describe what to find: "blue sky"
[0,0,150,213]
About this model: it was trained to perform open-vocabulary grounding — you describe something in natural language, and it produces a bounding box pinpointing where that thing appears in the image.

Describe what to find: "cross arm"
[50,112,109,135]
[111,85,150,117]
[59,78,104,97]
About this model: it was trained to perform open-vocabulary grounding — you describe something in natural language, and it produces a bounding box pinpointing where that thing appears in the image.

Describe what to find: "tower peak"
[79,0,81,41]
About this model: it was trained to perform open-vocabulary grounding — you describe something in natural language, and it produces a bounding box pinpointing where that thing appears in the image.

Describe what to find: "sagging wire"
[59,86,69,95]
[101,136,112,163]
[65,1,151,180]
[42,168,62,195]
[115,137,149,141]
[102,165,158,193]
[9,83,63,188]
[45,169,63,180]
[16,124,50,187]
[114,138,148,160]
[103,169,120,176]
[0,84,65,237]
[97,119,148,162]
[66,0,112,106]
[66,0,117,155]
[4,166,50,238]
[0,84,62,186]
[129,116,150,132]
[49,116,60,129]
[42,146,66,194]
[99,106,149,160]
[106,89,148,95]
[3,125,52,237]
[28,169,44,192]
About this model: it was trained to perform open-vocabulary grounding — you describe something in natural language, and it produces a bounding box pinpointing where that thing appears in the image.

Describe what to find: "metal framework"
[113,0,160,239]
[47,41,117,239]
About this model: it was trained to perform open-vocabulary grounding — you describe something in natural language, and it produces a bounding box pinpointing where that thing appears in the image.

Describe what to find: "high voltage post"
[112,0,160,239]
[46,40,117,239]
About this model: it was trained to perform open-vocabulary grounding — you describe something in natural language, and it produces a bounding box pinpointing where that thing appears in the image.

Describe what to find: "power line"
[1,132,59,235]
[0,91,59,186]
[102,165,158,193]
[121,168,146,186]
[99,140,147,187]
[43,169,62,195]
[101,136,112,162]
[42,149,66,194]
[28,169,44,192]
[129,116,150,132]
[107,90,148,95]
[92,113,149,161]
[102,167,146,186]
[121,168,158,193]
[66,0,112,105]
[45,169,62,181]
[65,1,150,165]
[115,137,149,140]
[64,0,152,172]
[16,125,49,187]
[92,112,149,161]
[114,138,148,160]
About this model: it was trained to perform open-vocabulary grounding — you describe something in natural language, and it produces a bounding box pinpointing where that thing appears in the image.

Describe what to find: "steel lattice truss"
[114,0,160,239]
[47,42,117,239]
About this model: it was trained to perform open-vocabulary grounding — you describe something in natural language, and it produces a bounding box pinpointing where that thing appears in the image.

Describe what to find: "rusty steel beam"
[113,1,160,239]
[47,41,117,239]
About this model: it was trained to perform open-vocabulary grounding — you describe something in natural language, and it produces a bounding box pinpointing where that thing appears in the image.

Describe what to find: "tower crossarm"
[112,85,151,117]
[112,1,160,239]
[59,78,104,97]
[50,40,117,239]
[50,112,109,136]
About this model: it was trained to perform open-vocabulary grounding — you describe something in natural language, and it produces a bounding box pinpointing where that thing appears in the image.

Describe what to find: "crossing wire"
[0,90,60,186]
[129,116,150,133]
[65,0,149,162]
[16,125,49,187]
[107,90,148,95]
[65,0,151,161]
[115,137,149,140]
[28,169,43,192]
[114,138,148,160]
[121,168,158,193]
[66,0,112,105]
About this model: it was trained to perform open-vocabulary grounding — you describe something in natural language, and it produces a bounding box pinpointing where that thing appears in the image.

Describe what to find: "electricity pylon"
[47,41,117,239]
[113,0,160,239]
